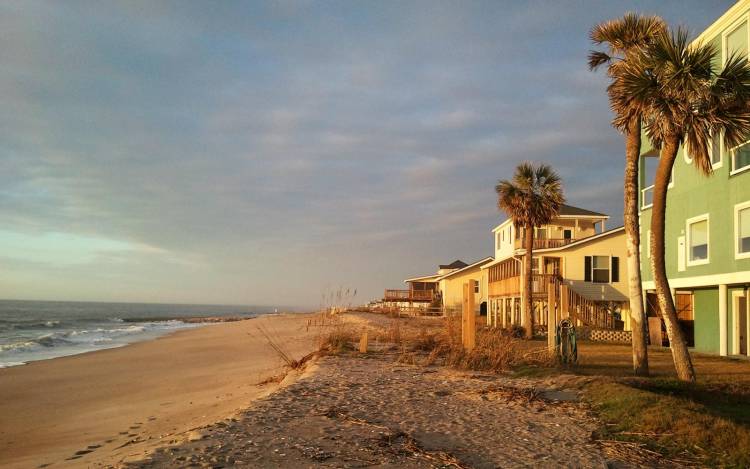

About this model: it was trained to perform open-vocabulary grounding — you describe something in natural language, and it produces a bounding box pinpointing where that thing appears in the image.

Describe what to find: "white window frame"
[724,15,750,175]
[590,255,611,284]
[474,280,480,294]
[722,14,750,66]
[730,141,750,176]
[735,201,750,259]
[684,135,723,169]
[686,214,710,267]
[710,132,724,170]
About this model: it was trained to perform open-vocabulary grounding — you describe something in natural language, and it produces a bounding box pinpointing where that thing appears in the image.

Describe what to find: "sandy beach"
[0,313,320,468]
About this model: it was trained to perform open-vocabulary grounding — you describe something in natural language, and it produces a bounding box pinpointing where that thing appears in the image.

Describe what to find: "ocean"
[0,300,278,368]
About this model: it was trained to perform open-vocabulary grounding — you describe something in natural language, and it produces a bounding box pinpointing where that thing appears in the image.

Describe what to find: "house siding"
[639,1,750,355]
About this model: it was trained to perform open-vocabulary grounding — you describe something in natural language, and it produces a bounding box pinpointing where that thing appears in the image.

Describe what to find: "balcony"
[521,238,577,250]
[384,289,435,302]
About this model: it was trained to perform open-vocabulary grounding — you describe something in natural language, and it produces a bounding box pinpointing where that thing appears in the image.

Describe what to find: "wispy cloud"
[0,0,733,306]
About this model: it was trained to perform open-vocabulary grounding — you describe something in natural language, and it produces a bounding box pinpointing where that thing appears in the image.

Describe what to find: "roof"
[403,274,441,283]
[492,204,608,231]
[437,257,494,280]
[557,204,607,218]
[438,260,468,269]
[565,280,628,303]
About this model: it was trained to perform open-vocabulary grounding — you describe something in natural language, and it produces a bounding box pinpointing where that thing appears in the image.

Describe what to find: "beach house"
[383,260,468,313]
[436,257,494,315]
[638,0,750,357]
[483,205,630,332]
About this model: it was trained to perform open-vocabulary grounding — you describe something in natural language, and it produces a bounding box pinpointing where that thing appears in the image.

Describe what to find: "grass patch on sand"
[584,377,750,467]
[562,344,750,467]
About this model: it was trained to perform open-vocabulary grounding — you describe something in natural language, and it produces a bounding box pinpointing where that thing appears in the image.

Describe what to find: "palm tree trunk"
[624,118,649,376]
[651,136,696,382]
[523,226,534,339]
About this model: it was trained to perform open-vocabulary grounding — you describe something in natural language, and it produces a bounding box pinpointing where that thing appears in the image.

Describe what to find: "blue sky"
[0,1,735,307]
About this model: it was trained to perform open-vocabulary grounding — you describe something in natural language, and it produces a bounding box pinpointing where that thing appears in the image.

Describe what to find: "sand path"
[0,313,321,468]
[131,354,608,468]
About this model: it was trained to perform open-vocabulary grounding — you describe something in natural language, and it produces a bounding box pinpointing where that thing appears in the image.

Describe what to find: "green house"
[639,0,750,357]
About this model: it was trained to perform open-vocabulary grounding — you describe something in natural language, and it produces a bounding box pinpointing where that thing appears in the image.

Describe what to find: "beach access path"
[129,353,609,468]
[0,313,321,468]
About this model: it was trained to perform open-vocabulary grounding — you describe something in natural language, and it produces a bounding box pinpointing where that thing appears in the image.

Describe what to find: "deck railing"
[521,238,576,249]
[383,289,434,302]
[564,286,616,329]
[488,274,559,298]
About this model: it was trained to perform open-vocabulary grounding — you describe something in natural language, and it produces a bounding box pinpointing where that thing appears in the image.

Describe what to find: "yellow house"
[436,257,494,315]
[484,213,630,331]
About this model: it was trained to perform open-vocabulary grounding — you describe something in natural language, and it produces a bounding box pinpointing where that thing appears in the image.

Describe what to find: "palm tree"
[589,13,666,377]
[496,163,565,339]
[616,28,750,382]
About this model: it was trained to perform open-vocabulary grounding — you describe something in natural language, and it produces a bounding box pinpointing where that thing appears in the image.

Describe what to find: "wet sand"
[0,313,320,468]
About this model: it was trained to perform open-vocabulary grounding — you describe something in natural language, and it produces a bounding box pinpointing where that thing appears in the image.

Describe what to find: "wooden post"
[560,284,569,319]
[462,282,469,347]
[359,331,368,353]
[548,285,556,350]
[466,280,476,351]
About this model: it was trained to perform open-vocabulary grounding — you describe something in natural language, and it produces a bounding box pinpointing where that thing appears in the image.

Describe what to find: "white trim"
[736,201,750,259]
[686,214,710,267]
[647,229,651,259]
[694,0,750,47]
[641,270,750,290]
[529,226,625,253]
[641,185,654,210]
[710,132,724,170]
[403,274,441,283]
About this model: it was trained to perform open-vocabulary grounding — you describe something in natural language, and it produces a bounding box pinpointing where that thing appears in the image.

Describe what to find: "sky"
[0,0,736,308]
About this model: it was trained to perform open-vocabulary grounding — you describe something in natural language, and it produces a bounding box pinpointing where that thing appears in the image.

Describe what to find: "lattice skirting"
[533,326,631,343]
[577,328,632,343]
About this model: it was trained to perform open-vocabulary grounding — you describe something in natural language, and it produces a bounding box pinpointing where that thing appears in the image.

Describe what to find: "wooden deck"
[383,289,434,302]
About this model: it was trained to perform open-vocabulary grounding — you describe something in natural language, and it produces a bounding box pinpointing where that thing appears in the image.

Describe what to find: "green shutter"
[584,256,591,282]
[611,257,619,282]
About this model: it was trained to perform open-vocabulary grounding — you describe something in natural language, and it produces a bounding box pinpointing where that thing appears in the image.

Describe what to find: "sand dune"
[0,313,320,468]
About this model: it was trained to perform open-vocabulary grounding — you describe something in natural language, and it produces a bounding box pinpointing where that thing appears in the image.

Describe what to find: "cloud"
[0,0,734,306]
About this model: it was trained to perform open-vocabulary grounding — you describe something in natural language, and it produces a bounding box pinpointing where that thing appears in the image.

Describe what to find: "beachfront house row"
[482,205,630,332]
[638,0,750,357]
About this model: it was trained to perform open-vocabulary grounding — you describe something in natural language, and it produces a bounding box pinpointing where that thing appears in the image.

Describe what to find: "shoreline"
[0,312,321,468]
[0,314,284,369]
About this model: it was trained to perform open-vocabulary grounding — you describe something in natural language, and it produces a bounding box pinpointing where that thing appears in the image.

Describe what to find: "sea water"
[0,300,274,368]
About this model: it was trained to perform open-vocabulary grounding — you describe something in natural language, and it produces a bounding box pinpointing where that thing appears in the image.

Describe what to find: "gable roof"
[438,260,468,269]
[437,257,494,280]
[403,274,441,283]
[557,204,607,218]
[492,204,608,232]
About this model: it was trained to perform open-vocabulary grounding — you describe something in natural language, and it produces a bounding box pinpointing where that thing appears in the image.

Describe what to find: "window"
[732,141,750,174]
[531,258,540,274]
[535,227,547,239]
[710,132,723,168]
[687,215,709,265]
[584,255,611,283]
[563,229,572,240]
[725,19,748,63]
[496,232,502,247]
[736,202,750,258]
[474,281,480,294]
[725,18,750,174]
[592,256,610,283]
